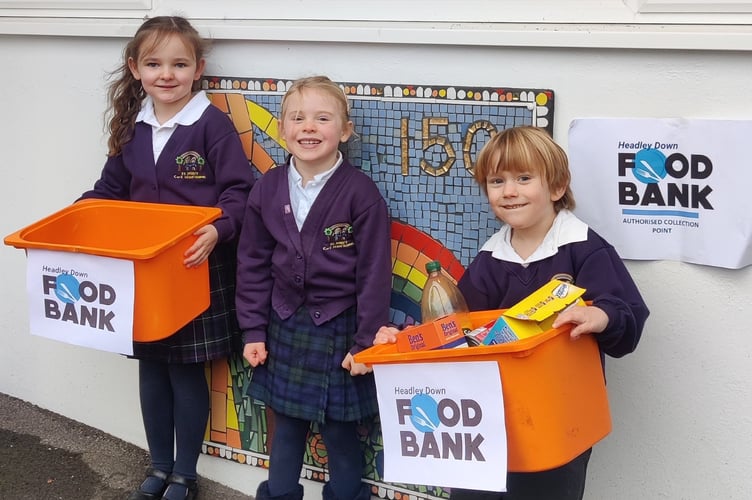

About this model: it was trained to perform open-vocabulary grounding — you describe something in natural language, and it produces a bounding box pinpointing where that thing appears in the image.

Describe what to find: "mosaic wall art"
[201,76,555,499]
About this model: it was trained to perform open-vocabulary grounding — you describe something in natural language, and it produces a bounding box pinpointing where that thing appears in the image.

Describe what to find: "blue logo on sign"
[633,148,667,184]
[54,274,81,304]
[409,394,440,432]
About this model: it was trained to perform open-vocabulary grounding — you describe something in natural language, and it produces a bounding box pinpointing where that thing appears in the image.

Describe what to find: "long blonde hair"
[105,16,209,156]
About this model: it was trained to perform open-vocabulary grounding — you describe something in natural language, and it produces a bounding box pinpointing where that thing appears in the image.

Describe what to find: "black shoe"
[255,480,304,500]
[322,482,372,500]
[161,472,198,500]
[127,467,169,500]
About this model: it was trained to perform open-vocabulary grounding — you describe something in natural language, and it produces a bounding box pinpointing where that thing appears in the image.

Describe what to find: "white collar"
[136,91,210,128]
[480,209,589,265]
[289,152,343,186]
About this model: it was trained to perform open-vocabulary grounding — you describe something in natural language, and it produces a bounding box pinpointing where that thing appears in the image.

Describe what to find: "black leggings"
[138,360,209,480]
[450,448,592,500]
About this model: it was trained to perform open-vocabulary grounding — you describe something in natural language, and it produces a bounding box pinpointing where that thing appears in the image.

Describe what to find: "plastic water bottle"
[420,261,472,334]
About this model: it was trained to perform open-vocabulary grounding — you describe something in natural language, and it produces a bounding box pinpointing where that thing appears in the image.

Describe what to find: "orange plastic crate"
[4,199,221,342]
[355,310,611,472]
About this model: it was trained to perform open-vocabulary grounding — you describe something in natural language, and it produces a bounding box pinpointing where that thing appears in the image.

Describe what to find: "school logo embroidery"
[322,223,354,250]
[174,151,207,180]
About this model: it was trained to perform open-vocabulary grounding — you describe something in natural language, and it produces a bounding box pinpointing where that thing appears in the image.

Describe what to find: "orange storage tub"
[355,310,611,472]
[4,199,221,342]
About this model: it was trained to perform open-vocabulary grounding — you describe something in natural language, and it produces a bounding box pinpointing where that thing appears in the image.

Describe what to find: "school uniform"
[454,209,649,500]
[459,209,648,358]
[236,158,392,423]
[80,91,253,363]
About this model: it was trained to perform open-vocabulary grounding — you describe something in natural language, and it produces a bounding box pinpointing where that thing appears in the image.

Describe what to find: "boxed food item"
[505,279,586,321]
[395,313,468,352]
[480,279,586,345]
[399,279,586,352]
[464,320,496,346]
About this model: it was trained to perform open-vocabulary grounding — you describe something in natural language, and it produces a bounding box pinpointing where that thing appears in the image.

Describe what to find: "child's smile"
[280,89,353,179]
[487,170,562,245]
[127,33,205,123]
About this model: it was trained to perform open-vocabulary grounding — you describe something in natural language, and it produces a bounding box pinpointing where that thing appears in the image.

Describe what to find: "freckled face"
[128,34,205,121]
[280,89,353,175]
[485,169,564,238]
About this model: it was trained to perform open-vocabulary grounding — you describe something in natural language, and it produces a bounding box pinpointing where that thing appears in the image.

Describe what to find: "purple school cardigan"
[235,159,391,354]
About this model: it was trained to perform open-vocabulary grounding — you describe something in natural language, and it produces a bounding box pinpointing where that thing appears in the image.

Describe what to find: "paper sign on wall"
[373,361,507,492]
[569,118,752,269]
[26,249,135,355]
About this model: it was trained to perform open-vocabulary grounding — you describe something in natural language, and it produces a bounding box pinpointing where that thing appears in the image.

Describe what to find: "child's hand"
[374,326,400,345]
[342,352,372,376]
[184,224,219,268]
[243,342,268,367]
[553,305,609,339]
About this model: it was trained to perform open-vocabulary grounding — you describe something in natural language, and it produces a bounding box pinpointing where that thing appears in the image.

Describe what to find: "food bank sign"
[26,249,135,355]
[373,361,507,492]
[569,118,752,269]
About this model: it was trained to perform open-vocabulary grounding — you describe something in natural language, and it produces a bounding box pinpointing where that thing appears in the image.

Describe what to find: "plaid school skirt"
[248,306,379,424]
[132,242,241,364]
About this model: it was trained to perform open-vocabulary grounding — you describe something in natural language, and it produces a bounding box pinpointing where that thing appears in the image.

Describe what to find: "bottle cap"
[425,260,442,273]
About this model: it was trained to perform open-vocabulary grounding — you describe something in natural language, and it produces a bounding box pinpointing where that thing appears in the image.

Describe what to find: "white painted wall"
[1,31,751,500]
